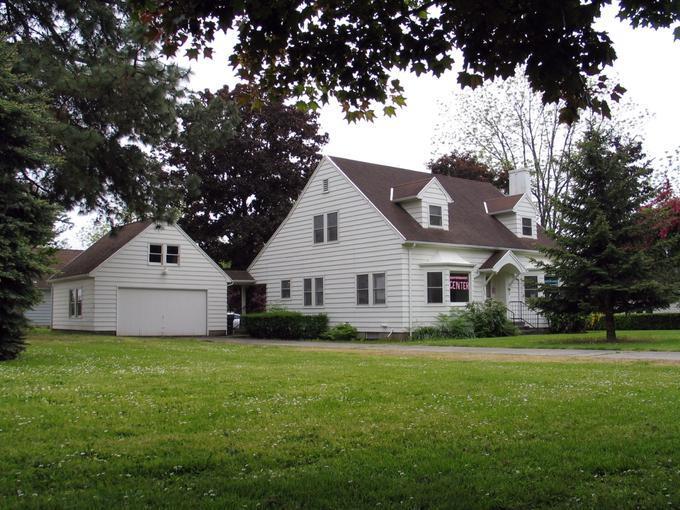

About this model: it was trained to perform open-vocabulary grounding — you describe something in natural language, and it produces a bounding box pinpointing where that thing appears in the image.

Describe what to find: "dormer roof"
[390,176,454,203]
[484,194,524,214]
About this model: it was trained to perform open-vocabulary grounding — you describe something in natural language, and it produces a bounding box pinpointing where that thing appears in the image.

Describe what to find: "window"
[322,178,329,193]
[524,276,539,299]
[356,274,369,305]
[449,272,470,303]
[544,275,559,287]
[427,272,443,303]
[313,215,324,243]
[149,244,162,263]
[373,273,386,305]
[522,217,533,236]
[429,205,443,227]
[68,288,82,318]
[314,277,324,306]
[281,280,291,299]
[327,212,338,242]
[303,278,312,306]
[165,245,179,264]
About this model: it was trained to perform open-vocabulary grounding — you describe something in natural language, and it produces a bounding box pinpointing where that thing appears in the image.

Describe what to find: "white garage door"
[117,288,207,336]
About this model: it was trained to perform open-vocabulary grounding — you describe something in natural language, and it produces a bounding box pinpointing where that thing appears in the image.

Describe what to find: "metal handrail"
[507,300,540,329]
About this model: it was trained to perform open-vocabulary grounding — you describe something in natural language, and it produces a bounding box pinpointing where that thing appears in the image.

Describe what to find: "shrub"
[543,310,588,333]
[436,309,476,338]
[464,300,518,337]
[591,313,680,331]
[243,311,328,339]
[412,326,449,340]
[321,323,358,341]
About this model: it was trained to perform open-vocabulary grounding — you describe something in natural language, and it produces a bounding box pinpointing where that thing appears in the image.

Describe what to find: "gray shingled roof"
[224,269,255,282]
[330,156,550,251]
[51,221,153,280]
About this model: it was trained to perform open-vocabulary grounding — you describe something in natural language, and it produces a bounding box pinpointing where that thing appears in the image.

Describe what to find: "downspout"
[407,242,415,338]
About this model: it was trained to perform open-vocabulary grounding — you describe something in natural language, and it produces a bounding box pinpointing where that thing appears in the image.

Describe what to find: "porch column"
[240,285,247,314]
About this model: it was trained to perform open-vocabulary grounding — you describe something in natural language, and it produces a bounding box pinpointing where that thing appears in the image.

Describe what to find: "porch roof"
[224,269,255,284]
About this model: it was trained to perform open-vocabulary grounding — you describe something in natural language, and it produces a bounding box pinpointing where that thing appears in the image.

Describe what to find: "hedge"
[243,311,328,339]
[592,313,680,331]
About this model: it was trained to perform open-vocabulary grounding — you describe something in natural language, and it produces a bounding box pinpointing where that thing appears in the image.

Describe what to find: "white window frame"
[314,277,324,306]
[521,217,533,237]
[372,272,386,305]
[313,215,324,244]
[281,279,291,299]
[426,271,444,304]
[356,274,369,306]
[303,278,313,306]
[313,212,339,244]
[148,243,163,265]
[429,205,443,228]
[68,288,83,319]
[524,275,539,299]
[165,244,180,265]
[326,211,339,243]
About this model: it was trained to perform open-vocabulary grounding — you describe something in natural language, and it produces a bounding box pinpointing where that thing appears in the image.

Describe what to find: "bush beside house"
[243,311,328,339]
[413,300,518,340]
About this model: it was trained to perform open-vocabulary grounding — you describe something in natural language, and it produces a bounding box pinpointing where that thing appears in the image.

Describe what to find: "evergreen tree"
[533,128,674,341]
[0,40,58,360]
[1,0,187,219]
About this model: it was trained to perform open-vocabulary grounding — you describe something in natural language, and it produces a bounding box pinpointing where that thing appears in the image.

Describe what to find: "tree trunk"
[604,310,617,342]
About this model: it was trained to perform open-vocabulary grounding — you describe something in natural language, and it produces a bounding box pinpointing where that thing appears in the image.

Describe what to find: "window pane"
[427,272,443,303]
[315,277,324,306]
[149,244,162,263]
[69,289,74,317]
[429,205,442,227]
[524,276,538,299]
[449,273,470,303]
[356,274,369,305]
[313,215,324,243]
[327,212,338,242]
[373,273,386,304]
[544,275,558,286]
[281,280,291,299]
[522,218,533,236]
[303,278,312,306]
[166,245,179,264]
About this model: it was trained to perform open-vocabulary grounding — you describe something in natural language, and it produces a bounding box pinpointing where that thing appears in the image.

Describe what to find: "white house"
[248,156,553,338]
[25,249,82,326]
[49,221,231,336]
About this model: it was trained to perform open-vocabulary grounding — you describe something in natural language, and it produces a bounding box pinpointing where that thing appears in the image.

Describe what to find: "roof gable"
[329,156,550,251]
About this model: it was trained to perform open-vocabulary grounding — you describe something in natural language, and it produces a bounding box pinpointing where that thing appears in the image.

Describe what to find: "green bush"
[591,313,680,331]
[321,323,359,341]
[243,311,328,339]
[543,310,588,333]
[411,310,475,340]
[464,300,519,337]
[411,326,447,340]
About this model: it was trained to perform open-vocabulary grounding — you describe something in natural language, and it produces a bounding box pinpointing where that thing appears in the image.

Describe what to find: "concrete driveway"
[216,338,680,363]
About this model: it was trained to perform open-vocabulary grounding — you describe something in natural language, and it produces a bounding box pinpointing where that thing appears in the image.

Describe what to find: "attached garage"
[117,288,207,336]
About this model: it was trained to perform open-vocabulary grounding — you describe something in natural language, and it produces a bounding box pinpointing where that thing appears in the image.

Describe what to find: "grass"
[2,330,680,509]
[400,330,680,351]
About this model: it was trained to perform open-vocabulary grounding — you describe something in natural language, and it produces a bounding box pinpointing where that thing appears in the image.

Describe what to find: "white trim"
[418,177,454,203]
[479,250,527,274]
[402,240,541,255]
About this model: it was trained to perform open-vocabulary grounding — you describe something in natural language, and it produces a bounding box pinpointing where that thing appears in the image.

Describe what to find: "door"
[117,288,207,336]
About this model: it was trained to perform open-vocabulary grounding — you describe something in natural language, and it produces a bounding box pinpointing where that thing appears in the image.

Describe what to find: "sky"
[60,6,680,248]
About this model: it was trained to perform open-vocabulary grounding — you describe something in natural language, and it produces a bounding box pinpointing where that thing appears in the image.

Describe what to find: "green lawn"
[402,330,680,351]
[2,331,680,509]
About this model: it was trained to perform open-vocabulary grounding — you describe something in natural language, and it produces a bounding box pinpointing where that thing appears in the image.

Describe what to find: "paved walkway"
[217,338,680,363]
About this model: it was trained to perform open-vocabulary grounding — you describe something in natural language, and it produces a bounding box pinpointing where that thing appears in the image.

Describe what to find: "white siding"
[91,224,228,334]
[25,289,51,326]
[249,158,408,333]
[400,199,423,225]
[419,180,450,230]
[515,195,538,239]
[51,278,95,331]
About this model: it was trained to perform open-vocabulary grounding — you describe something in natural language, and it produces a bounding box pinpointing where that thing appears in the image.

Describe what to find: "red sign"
[449,274,469,290]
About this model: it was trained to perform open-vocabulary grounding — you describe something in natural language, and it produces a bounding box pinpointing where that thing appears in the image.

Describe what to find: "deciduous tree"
[427,151,508,191]
[172,85,328,269]
[137,0,678,122]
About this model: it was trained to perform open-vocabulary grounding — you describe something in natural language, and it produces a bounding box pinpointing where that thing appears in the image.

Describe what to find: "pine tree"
[0,40,58,360]
[533,128,674,341]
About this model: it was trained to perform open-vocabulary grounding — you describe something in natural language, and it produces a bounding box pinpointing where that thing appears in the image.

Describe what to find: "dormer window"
[522,217,533,236]
[429,205,443,227]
